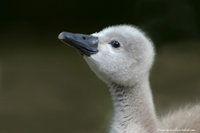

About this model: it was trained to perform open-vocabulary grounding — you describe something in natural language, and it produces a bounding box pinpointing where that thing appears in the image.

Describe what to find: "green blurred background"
[1,0,200,133]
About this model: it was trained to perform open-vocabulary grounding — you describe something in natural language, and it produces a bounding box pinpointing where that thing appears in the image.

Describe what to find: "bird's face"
[58,25,155,86]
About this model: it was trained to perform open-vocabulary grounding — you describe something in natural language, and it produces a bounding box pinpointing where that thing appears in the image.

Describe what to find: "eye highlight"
[110,41,120,48]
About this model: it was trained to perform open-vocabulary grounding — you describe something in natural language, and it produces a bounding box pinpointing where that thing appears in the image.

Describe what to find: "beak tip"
[58,32,66,40]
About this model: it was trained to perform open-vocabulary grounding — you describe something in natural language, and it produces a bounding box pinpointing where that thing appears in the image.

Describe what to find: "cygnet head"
[58,25,155,86]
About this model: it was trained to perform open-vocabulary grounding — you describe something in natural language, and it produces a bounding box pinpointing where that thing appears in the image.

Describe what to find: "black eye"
[110,41,120,48]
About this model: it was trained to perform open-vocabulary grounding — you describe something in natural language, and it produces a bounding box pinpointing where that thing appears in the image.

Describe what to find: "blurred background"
[1,0,200,132]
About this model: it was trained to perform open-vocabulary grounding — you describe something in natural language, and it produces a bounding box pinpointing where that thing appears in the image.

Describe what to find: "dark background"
[1,0,200,133]
[1,0,200,46]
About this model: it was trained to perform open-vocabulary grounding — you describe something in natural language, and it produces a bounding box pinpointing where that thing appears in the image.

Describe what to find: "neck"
[109,76,158,133]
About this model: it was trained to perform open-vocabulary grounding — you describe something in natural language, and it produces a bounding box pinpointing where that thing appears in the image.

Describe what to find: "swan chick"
[58,25,200,133]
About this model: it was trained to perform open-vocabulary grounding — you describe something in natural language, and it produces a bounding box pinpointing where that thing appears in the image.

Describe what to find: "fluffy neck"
[109,76,158,133]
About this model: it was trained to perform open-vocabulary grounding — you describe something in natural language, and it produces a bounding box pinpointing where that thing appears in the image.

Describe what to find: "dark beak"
[58,32,99,56]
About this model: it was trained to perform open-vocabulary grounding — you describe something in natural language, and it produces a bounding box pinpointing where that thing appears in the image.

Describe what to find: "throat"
[109,81,157,133]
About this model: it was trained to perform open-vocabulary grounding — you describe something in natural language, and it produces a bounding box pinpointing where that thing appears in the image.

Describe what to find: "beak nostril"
[82,36,86,40]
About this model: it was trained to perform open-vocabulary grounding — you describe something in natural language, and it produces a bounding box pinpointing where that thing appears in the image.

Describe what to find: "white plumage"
[58,25,200,133]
